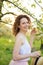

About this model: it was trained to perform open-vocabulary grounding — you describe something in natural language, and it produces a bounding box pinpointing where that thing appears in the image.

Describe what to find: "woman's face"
[19,18,31,32]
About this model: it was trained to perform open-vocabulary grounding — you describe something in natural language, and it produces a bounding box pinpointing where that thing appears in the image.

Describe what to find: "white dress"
[9,33,31,65]
[19,34,31,61]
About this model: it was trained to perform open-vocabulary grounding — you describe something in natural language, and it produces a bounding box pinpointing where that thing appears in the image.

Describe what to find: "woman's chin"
[24,29,28,32]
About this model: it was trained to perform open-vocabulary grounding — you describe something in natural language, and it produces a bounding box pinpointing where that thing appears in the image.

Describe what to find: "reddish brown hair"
[12,15,31,36]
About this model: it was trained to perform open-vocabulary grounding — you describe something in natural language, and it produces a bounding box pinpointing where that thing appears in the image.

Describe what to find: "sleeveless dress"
[9,33,31,65]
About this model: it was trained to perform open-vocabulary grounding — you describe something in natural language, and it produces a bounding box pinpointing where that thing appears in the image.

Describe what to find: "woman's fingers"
[32,51,41,57]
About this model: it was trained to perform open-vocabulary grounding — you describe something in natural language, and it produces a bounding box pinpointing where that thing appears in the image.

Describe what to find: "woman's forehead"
[20,18,28,22]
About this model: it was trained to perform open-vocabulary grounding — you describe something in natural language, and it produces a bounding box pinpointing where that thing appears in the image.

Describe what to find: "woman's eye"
[22,22,29,24]
[22,22,25,24]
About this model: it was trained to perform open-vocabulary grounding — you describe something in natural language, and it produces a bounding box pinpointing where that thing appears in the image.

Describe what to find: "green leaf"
[31,4,36,8]
[38,0,42,3]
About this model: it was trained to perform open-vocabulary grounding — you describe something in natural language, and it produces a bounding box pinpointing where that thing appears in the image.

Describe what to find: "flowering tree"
[0,0,43,49]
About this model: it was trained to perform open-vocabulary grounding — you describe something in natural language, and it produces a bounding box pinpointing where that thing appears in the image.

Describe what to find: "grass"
[0,36,14,65]
[0,36,43,65]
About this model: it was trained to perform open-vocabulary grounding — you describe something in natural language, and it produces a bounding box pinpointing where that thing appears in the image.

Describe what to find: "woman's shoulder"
[15,32,23,40]
[15,33,24,45]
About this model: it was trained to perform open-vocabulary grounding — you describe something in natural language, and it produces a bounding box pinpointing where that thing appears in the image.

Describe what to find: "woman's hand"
[32,51,41,58]
[31,28,37,36]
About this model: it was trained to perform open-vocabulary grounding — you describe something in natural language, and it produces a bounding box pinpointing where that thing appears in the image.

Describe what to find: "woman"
[9,15,40,65]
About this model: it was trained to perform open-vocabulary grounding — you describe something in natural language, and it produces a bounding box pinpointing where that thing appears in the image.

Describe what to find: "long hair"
[12,15,31,36]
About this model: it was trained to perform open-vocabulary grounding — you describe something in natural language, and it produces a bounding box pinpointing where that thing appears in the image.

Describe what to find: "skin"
[13,18,41,61]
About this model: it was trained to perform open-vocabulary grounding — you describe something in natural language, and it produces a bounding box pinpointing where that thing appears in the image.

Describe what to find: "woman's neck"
[19,30,26,36]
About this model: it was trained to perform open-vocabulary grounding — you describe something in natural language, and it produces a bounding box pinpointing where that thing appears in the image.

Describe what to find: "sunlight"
[1,0,43,28]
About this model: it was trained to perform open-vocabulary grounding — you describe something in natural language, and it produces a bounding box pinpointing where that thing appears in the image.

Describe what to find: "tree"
[0,0,43,47]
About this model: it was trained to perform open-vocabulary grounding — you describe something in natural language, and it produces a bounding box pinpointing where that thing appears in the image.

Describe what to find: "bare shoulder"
[15,32,24,41]
[14,33,24,49]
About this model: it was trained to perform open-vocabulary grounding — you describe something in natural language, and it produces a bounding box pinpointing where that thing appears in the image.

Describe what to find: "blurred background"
[0,0,43,65]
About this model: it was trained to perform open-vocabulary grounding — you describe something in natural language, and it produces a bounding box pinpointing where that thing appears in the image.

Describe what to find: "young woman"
[9,15,40,65]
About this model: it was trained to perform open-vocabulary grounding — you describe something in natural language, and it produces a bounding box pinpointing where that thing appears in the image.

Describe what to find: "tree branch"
[0,0,43,26]
[6,1,36,19]
[0,20,12,25]
[1,12,17,17]
[34,0,43,9]
[5,0,43,26]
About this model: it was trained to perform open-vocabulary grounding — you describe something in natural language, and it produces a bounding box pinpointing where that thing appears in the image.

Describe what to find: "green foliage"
[31,4,36,8]
[0,36,14,65]
[38,0,42,3]
[33,39,41,50]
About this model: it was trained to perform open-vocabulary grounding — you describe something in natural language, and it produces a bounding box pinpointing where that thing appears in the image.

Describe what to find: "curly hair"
[12,15,31,36]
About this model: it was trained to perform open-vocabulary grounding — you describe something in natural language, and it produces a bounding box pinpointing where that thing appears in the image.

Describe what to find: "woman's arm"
[29,34,35,48]
[12,36,40,61]
[29,28,37,48]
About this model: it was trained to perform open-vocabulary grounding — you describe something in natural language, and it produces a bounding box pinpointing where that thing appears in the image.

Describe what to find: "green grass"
[0,36,14,65]
[0,36,43,65]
